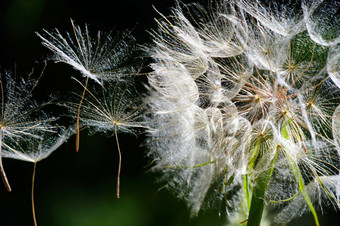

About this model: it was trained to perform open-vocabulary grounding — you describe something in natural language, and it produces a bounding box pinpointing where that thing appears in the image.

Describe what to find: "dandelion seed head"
[146,0,340,221]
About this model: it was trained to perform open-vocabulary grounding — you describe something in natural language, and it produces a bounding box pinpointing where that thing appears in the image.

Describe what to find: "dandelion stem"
[243,174,251,211]
[247,149,278,226]
[114,124,121,198]
[76,76,89,152]
[0,129,11,192]
[31,162,37,226]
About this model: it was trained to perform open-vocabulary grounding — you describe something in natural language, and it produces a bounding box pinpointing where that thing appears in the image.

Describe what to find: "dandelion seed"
[0,67,55,192]
[303,0,340,46]
[333,105,340,153]
[66,78,145,198]
[189,1,246,58]
[37,20,139,152]
[333,105,340,202]
[36,19,138,84]
[275,175,340,223]
[146,1,340,225]
[2,125,75,226]
[238,0,306,36]
[327,44,340,89]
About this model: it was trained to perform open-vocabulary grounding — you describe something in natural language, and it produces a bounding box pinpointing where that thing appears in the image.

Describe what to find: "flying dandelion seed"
[36,19,138,84]
[2,125,75,226]
[0,67,56,192]
[65,78,145,198]
[145,0,340,225]
[328,44,340,89]
[36,20,139,152]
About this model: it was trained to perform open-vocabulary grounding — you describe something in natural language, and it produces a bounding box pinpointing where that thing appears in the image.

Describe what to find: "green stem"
[243,174,251,211]
[247,150,278,226]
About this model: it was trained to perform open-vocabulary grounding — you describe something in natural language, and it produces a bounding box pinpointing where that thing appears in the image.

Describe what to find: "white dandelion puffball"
[145,0,340,223]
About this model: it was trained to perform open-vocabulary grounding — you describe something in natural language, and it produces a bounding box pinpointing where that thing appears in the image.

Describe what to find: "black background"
[0,0,338,225]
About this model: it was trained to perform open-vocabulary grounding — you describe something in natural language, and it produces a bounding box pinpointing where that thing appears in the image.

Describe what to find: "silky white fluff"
[146,0,340,223]
[37,20,138,84]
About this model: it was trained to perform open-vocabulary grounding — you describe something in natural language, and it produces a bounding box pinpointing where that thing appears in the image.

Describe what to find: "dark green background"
[0,0,338,225]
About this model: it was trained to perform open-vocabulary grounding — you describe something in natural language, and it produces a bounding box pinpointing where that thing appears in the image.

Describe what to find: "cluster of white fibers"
[0,69,58,192]
[145,0,340,223]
